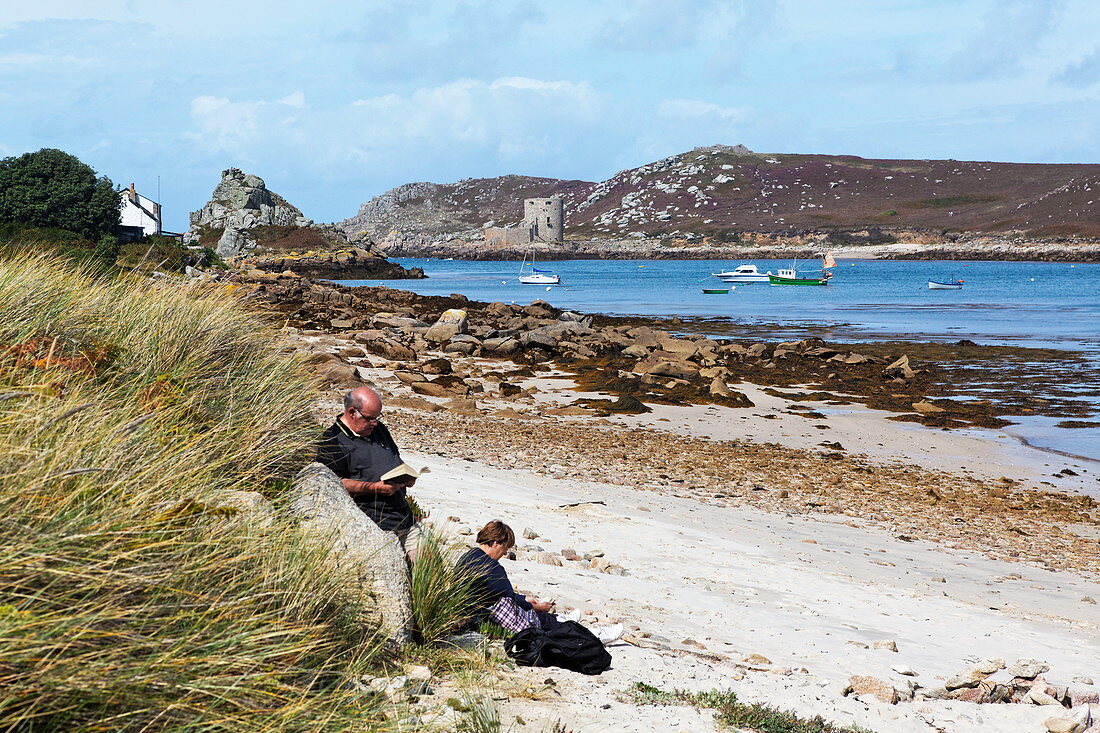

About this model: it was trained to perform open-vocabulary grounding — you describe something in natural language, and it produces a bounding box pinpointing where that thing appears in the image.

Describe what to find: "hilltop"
[339,145,1100,260]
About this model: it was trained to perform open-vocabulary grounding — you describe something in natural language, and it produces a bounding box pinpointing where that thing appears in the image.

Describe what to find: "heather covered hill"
[340,175,591,241]
[340,145,1100,242]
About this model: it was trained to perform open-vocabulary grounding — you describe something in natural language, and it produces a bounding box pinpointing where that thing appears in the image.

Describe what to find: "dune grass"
[620,682,875,733]
[0,254,399,731]
[409,528,483,644]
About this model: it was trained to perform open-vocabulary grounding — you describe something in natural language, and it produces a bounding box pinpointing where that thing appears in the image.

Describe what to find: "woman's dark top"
[457,547,532,613]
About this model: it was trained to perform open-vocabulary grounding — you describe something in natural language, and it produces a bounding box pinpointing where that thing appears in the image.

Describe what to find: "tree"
[0,149,120,239]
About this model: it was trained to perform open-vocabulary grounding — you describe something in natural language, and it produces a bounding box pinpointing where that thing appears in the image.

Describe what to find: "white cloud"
[658,99,746,122]
[183,76,616,213]
[278,91,306,108]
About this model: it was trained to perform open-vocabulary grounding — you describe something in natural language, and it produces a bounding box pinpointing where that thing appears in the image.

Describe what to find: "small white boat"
[519,270,560,285]
[518,247,561,285]
[712,264,771,283]
[928,280,964,290]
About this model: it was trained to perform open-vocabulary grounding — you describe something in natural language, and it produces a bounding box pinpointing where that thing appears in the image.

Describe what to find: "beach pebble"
[522,527,539,540]
[455,525,473,536]
[844,675,901,705]
[946,667,993,690]
[892,665,918,677]
[1072,677,1094,686]
[446,515,461,522]
[1008,658,1050,679]
[1027,686,1065,706]
[534,551,562,566]
[973,658,1006,674]
[405,665,432,682]
[560,548,580,560]
[743,654,772,665]
[873,640,898,652]
[1044,705,1092,733]
[846,641,869,649]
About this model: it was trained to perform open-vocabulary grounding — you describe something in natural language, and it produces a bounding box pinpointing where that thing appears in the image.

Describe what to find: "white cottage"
[119,183,161,239]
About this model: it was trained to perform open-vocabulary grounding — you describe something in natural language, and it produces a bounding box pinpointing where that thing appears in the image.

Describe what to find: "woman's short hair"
[476,520,515,548]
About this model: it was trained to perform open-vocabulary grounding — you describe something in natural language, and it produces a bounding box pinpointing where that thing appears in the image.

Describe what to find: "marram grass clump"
[0,255,397,731]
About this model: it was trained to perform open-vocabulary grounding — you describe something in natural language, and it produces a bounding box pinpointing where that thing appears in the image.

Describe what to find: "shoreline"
[377,238,1100,263]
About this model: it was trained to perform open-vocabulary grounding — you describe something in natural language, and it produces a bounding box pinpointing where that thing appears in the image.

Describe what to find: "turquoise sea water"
[340,258,1100,460]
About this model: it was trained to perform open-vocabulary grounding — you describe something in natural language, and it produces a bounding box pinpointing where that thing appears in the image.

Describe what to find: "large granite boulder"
[289,463,413,647]
[186,168,312,255]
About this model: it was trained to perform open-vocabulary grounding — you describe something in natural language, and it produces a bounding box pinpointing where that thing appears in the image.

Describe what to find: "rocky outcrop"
[187,168,312,255]
[242,247,425,280]
[289,463,413,647]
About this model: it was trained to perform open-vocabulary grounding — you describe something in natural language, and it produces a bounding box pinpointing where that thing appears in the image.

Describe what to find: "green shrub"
[0,148,119,239]
[0,254,396,731]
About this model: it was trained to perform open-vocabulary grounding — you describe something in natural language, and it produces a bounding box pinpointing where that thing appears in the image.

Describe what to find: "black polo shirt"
[316,419,414,532]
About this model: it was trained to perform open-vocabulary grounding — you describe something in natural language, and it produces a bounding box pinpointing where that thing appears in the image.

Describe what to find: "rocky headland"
[187,167,424,279]
[339,144,1100,262]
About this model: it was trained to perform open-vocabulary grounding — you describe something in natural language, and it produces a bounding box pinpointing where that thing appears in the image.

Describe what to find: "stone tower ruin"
[524,196,564,242]
[484,194,565,246]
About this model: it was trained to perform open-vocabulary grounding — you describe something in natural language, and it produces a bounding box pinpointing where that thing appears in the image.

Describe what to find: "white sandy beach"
[408,450,1099,732]
[315,340,1100,731]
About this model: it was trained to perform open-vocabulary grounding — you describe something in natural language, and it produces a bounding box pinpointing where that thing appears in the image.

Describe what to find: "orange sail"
[822,251,837,269]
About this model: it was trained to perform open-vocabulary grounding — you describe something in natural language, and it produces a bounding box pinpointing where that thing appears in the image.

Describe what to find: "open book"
[380,463,420,483]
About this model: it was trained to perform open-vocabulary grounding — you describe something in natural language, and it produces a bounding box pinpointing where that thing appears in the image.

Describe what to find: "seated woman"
[458,520,622,643]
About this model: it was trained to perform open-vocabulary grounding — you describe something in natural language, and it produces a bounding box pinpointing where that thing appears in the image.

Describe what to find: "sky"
[2,0,1098,231]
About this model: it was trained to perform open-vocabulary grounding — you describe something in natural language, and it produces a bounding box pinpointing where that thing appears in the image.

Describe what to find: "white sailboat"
[518,247,560,285]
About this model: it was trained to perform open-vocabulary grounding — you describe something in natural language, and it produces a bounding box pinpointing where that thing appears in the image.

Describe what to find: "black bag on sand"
[504,621,612,675]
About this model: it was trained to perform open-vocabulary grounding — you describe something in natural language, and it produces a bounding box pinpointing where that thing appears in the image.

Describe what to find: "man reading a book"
[317,387,424,559]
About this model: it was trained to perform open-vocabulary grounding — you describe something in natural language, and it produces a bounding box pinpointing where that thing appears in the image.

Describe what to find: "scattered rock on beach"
[1008,658,1051,679]
[844,675,901,704]
[946,667,994,690]
[1044,705,1093,733]
[873,639,899,652]
[425,309,468,343]
[522,527,539,540]
[534,551,563,566]
[948,680,1012,704]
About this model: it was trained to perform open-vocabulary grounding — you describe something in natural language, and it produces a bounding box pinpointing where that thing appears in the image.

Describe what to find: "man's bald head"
[344,387,381,414]
[342,387,383,434]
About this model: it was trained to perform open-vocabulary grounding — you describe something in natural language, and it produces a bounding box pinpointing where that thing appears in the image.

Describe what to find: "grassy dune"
[0,255,396,731]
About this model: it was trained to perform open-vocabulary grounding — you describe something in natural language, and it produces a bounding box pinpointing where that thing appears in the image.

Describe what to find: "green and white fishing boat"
[768,252,835,286]
[768,268,829,286]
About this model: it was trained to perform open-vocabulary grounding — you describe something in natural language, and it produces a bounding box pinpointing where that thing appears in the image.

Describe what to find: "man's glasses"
[354,409,382,425]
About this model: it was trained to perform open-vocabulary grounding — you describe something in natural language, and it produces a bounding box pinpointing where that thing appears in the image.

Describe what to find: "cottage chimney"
[128,183,137,203]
